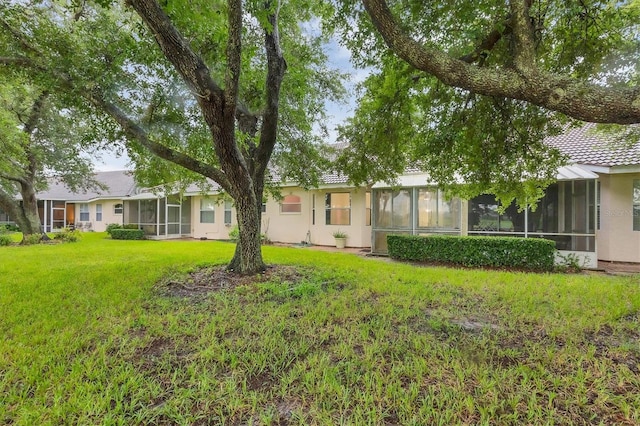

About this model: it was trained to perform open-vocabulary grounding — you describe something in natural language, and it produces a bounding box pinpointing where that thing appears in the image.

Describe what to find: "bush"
[53,229,81,242]
[106,223,122,236]
[0,224,20,233]
[0,234,12,246]
[110,229,145,240]
[22,233,43,246]
[123,224,140,230]
[387,234,556,271]
[228,225,269,244]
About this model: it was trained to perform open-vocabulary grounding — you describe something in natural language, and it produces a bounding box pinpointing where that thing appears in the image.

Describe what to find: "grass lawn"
[1,233,639,424]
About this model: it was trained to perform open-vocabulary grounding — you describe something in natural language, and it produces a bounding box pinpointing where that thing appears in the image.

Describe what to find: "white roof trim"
[556,164,599,180]
[127,192,166,200]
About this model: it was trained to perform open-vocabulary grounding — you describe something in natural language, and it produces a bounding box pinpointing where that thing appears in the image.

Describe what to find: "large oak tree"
[0,0,342,273]
[0,78,101,241]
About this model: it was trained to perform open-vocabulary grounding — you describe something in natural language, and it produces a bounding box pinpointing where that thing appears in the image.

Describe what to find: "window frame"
[325,192,351,226]
[199,198,215,224]
[280,194,302,214]
[114,203,123,215]
[95,204,102,222]
[633,180,640,231]
[224,200,233,225]
[79,203,90,222]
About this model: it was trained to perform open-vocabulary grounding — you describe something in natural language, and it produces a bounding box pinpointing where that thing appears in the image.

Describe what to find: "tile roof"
[546,123,640,167]
[36,170,137,201]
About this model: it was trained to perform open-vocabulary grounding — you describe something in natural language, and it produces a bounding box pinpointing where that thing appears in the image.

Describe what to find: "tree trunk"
[226,192,265,274]
[18,183,45,242]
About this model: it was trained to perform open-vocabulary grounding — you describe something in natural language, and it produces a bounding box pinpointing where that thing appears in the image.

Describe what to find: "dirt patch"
[156,264,306,298]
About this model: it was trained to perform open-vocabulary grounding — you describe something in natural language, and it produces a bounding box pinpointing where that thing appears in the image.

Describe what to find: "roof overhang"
[556,165,599,180]
[127,192,166,200]
[581,164,640,175]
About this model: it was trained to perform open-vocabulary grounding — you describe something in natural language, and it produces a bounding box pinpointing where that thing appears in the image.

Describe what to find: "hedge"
[110,229,145,240]
[387,234,556,271]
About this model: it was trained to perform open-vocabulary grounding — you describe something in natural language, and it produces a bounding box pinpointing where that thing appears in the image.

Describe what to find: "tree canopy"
[0,0,344,272]
[0,76,100,238]
[333,0,639,205]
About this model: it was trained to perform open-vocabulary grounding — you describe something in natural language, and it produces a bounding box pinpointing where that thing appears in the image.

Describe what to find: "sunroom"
[123,193,191,238]
[371,167,599,267]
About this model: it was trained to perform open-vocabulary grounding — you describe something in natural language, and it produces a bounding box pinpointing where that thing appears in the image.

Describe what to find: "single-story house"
[18,171,137,233]
[1,124,638,267]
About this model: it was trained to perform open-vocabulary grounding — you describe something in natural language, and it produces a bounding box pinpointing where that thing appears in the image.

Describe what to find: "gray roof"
[546,123,640,167]
[37,170,137,201]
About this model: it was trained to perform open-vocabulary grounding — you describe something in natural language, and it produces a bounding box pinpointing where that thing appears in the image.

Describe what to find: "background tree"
[0,0,343,272]
[333,0,639,205]
[0,78,100,241]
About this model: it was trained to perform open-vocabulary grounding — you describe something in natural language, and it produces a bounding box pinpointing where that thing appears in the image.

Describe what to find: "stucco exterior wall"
[262,187,371,248]
[597,173,640,263]
[189,196,236,240]
[74,199,124,232]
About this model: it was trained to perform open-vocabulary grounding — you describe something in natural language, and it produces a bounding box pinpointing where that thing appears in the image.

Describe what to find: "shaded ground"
[157,264,305,298]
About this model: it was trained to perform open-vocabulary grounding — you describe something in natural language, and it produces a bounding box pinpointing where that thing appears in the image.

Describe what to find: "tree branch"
[22,91,50,181]
[458,19,512,64]
[85,88,232,193]
[126,0,253,200]
[254,0,287,182]
[224,0,242,124]
[361,0,640,124]
[0,172,27,186]
[509,0,536,72]
[125,0,224,106]
[0,56,35,66]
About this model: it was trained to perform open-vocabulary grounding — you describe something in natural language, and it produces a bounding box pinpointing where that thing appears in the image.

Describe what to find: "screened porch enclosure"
[371,179,597,260]
[37,200,74,232]
[468,180,597,252]
[372,188,462,253]
[124,195,191,238]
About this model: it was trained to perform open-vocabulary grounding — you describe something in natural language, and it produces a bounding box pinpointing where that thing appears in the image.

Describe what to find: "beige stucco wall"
[74,199,124,232]
[190,196,237,240]
[261,187,372,248]
[597,173,640,263]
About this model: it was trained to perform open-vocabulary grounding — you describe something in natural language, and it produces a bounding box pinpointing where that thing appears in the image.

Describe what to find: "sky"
[94,39,371,172]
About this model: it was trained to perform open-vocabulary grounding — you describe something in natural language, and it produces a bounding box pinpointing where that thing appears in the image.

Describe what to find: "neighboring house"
[0,124,638,266]
[32,171,137,233]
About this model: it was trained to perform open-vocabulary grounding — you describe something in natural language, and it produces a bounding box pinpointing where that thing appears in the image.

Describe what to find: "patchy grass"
[1,232,639,424]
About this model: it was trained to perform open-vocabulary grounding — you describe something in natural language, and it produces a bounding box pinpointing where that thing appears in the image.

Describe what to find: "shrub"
[387,234,556,272]
[106,223,122,236]
[0,234,12,246]
[228,225,240,241]
[110,229,145,240]
[123,224,140,230]
[227,225,269,243]
[22,233,43,246]
[53,229,81,243]
[0,224,20,233]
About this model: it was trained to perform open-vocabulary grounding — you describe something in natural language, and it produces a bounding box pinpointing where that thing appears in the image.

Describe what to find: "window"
[261,202,266,213]
[79,203,89,222]
[114,203,123,215]
[325,192,351,225]
[200,199,215,224]
[365,192,371,226]
[634,180,640,231]
[280,194,301,214]
[96,204,102,222]
[374,190,410,229]
[468,194,523,233]
[418,189,460,229]
[312,194,316,225]
[224,200,233,225]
